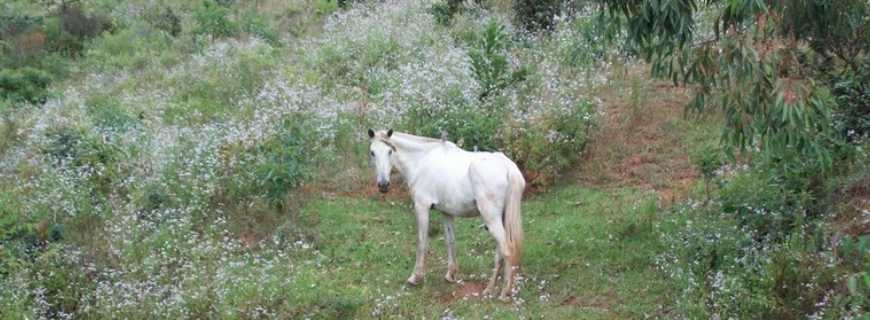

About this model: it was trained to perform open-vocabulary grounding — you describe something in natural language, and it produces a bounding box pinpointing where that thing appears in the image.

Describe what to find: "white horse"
[367,129,525,299]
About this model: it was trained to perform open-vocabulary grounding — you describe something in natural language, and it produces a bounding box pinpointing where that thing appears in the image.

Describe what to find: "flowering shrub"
[661,145,870,318]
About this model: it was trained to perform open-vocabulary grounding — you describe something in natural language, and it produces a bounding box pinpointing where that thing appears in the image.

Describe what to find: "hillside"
[1,0,868,319]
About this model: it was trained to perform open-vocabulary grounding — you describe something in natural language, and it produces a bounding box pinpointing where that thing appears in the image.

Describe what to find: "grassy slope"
[0,1,727,317]
[294,188,661,319]
[286,74,721,319]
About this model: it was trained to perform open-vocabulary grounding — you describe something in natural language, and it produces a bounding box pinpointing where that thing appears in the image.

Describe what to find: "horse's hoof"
[444,273,458,283]
[482,287,494,297]
[406,275,422,286]
[499,288,513,300]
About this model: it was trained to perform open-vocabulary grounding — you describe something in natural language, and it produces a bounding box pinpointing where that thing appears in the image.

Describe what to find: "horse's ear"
[368,129,375,138]
[387,129,393,138]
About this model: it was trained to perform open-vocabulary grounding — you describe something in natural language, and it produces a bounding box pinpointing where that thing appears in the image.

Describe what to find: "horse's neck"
[390,133,443,184]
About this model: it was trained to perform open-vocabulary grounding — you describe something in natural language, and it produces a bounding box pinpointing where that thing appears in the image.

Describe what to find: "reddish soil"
[573,69,703,204]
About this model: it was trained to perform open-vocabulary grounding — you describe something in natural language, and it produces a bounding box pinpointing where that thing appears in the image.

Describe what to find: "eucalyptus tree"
[600,0,869,173]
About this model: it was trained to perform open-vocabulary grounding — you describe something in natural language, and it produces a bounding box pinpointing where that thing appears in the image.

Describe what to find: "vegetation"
[597,0,870,318]
[0,0,866,319]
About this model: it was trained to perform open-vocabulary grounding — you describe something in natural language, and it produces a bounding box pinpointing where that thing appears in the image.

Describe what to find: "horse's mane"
[392,132,443,144]
[374,131,447,151]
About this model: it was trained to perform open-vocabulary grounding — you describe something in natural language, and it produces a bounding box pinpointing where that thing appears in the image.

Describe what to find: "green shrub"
[0,67,51,105]
[214,117,311,214]
[194,0,239,40]
[691,143,726,181]
[562,12,627,68]
[505,99,594,188]
[428,0,482,26]
[718,171,803,241]
[144,6,182,37]
[514,0,563,32]
[407,103,503,152]
[469,20,528,100]
[85,94,136,130]
[43,5,111,56]
[167,44,278,124]
[31,244,92,318]
[253,120,309,207]
[241,10,280,45]
[41,126,124,196]
[85,27,175,72]
[0,14,46,66]
[832,57,870,142]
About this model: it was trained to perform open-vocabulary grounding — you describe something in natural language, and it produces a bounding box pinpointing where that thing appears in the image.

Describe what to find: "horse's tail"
[504,160,525,267]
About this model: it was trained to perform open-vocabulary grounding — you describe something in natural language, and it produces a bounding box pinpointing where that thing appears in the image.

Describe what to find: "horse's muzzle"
[378,182,390,193]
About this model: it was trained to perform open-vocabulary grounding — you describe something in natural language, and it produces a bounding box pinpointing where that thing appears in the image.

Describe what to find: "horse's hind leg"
[443,215,459,283]
[477,198,512,298]
[483,249,502,296]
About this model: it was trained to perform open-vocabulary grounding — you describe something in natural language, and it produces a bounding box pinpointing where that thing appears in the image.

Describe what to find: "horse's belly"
[435,198,478,217]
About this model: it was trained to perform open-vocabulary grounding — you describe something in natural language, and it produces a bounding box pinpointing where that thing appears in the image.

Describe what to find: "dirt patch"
[439,281,488,304]
[833,177,870,236]
[573,66,703,204]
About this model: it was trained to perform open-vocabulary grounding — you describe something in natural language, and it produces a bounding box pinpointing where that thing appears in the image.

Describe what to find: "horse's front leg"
[406,201,430,286]
[443,215,459,283]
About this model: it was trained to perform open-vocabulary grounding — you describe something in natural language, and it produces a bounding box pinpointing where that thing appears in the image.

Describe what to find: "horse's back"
[414,146,514,216]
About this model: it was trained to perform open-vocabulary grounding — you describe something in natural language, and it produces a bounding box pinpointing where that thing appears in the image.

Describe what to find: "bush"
[505,99,594,188]
[1,15,46,66]
[85,94,137,130]
[252,120,309,207]
[240,10,280,45]
[407,103,503,152]
[84,27,174,72]
[428,0,480,26]
[145,6,182,37]
[832,57,870,142]
[43,5,111,56]
[469,20,528,100]
[0,67,51,105]
[41,125,124,196]
[514,0,563,32]
[194,0,239,40]
[166,43,279,124]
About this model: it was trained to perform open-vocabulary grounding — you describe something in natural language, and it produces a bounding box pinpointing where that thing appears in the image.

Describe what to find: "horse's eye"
[388,150,393,155]
[370,151,375,157]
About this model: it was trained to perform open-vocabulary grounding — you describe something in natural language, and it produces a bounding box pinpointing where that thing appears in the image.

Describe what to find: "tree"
[598,0,869,172]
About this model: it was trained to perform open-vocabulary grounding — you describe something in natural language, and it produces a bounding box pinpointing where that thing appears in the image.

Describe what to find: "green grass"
[287,186,671,318]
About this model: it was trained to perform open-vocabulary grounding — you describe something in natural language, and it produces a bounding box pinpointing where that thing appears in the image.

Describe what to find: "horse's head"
[367,128,395,193]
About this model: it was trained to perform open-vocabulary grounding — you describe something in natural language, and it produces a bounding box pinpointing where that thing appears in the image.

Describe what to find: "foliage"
[503,99,594,187]
[144,5,182,37]
[469,20,528,100]
[43,5,112,55]
[831,56,870,141]
[0,1,609,317]
[0,67,52,105]
[597,3,870,315]
[601,0,868,172]
[194,0,239,40]
[662,190,869,318]
[428,0,485,26]
[514,0,563,32]
[241,9,280,45]
[83,26,176,72]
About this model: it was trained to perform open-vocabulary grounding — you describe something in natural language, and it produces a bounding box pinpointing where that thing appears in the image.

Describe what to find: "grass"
[285,186,671,318]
